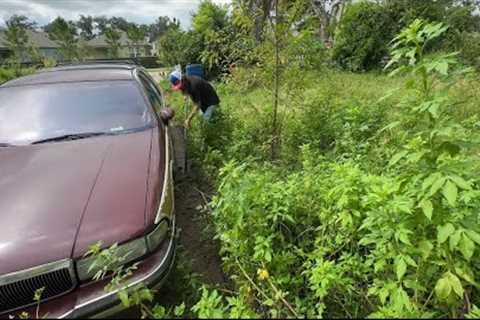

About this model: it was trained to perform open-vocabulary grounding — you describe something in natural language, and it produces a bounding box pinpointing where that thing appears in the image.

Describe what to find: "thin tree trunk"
[271,0,279,160]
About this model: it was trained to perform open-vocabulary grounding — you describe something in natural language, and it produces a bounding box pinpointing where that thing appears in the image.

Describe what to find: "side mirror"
[160,107,175,125]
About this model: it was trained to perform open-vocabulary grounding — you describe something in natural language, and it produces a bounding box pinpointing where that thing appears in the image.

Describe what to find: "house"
[0,29,61,63]
[0,28,155,64]
[85,31,153,59]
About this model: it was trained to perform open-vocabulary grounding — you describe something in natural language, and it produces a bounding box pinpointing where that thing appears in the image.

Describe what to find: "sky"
[0,0,231,29]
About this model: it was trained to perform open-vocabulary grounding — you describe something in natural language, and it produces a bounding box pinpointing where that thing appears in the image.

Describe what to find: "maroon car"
[0,63,177,318]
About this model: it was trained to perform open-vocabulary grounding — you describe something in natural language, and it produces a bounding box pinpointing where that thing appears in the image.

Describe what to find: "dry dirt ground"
[172,170,227,285]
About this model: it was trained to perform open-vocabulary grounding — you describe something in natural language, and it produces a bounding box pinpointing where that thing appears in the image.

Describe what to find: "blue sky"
[0,0,231,29]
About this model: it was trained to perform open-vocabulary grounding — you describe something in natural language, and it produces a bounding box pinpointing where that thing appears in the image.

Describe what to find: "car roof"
[1,64,139,88]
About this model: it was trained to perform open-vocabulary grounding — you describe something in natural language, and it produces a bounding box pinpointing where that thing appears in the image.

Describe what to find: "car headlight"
[76,220,169,282]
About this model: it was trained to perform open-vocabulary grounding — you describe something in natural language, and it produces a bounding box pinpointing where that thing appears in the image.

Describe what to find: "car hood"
[0,130,152,275]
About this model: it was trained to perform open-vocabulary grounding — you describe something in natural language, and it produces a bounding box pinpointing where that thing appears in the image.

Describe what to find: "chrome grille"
[0,260,76,313]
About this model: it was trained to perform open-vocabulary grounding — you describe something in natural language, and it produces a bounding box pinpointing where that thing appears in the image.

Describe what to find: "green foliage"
[193,19,480,318]
[148,16,180,42]
[192,0,229,37]
[332,1,395,71]
[46,17,79,61]
[0,67,35,84]
[384,0,453,27]
[458,32,480,70]
[156,28,203,68]
[333,0,480,71]
[126,24,147,56]
[4,21,29,66]
[196,0,257,77]
[2,16,41,67]
[77,15,95,40]
[191,287,258,319]
[104,27,122,59]
[191,287,227,318]
[5,15,37,30]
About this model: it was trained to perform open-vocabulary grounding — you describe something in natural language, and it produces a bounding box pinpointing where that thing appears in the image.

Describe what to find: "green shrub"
[333,0,479,72]
[332,1,395,71]
[285,28,326,70]
[157,28,203,68]
[0,68,17,83]
[0,67,35,84]
[284,90,387,162]
[204,19,480,319]
[458,32,480,70]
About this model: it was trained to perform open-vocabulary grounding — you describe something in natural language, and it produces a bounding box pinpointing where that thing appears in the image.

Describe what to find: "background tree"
[126,24,147,57]
[108,16,130,32]
[192,0,230,37]
[4,14,37,30]
[156,28,203,67]
[332,1,394,71]
[45,17,79,61]
[310,0,349,44]
[331,0,480,71]
[191,0,232,75]
[93,16,109,35]
[148,16,180,42]
[77,15,95,40]
[235,0,274,42]
[105,26,122,58]
[3,15,30,66]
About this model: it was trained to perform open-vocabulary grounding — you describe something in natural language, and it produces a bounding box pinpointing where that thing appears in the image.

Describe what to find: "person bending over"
[169,69,220,129]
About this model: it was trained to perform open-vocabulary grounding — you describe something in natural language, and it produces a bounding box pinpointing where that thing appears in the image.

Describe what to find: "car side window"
[143,73,164,102]
[139,74,163,115]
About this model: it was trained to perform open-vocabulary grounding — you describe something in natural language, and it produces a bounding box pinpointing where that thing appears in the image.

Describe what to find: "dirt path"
[173,170,227,286]
[151,163,230,310]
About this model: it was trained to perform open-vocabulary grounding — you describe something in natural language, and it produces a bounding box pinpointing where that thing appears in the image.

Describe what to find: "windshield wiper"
[0,143,15,147]
[31,132,110,145]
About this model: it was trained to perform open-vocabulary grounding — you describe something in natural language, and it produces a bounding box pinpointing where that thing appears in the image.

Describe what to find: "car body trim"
[0,259,75,286]
[155,125,173,224]
[58,216,176,319]
[0,259,77,314]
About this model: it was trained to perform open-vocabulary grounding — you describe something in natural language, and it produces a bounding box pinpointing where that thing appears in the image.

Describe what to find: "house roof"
[87,30,150,48]
[0,29,60,49]
[0,29,152,51]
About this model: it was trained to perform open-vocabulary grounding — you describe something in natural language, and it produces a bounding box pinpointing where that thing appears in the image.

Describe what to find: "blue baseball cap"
[169,70,183,90]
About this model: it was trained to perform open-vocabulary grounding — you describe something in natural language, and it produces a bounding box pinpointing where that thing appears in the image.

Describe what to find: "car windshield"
[0,80,152,145]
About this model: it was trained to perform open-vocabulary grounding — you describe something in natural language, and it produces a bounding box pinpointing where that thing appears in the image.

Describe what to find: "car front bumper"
[3,218,177,319]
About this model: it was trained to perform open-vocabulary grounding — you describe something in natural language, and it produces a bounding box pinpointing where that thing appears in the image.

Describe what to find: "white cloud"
[0,0,232,29]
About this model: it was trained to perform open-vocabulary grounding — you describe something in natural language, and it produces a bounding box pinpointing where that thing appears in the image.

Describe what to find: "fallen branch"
[235,259,299,318]
[193,186,213,213]
[267,278,300,318]
[235,259,271,302]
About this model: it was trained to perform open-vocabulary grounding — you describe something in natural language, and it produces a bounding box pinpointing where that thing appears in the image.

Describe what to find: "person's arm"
[184,82,202,129]
[184,104,199,129]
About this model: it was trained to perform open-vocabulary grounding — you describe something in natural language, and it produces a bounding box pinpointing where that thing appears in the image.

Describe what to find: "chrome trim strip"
[155,125,172,224]
[0,259,77,315]
[0,259,74,286]
[58,216,176,319]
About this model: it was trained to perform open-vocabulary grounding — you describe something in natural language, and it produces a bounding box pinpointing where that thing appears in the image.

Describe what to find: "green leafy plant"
[46,17,79,61]
[104,27,122,59]
[200,19,480,319]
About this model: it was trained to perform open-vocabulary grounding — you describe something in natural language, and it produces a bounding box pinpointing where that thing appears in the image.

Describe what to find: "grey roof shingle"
[0,29,152,51]
[0,29,60,49]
